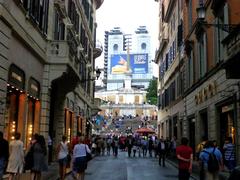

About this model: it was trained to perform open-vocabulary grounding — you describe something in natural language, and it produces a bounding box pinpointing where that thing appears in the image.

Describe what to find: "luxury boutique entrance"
[219,104,236,147]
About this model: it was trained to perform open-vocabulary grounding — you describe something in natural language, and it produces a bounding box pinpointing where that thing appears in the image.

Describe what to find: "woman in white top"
[72,136,91,180]
[56,135,70,180]
[6,132,24,180]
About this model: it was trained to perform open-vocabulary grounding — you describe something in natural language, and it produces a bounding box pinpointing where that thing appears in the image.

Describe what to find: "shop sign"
[222,104,234,113]
[195,81,217,105]
[8,64,25,89]
[28,78,40,98]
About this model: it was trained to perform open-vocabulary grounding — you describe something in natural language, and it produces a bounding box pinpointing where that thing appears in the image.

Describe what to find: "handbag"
[85,145,92,162]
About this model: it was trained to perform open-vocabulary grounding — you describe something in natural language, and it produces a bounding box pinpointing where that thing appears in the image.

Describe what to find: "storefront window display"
[5,65,25,141]
[65,100,74,143]
[220,104,236,147]
[26,78,41,147]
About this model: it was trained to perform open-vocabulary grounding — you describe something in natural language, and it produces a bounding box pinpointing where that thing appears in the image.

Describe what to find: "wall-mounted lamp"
[196,6,239,33]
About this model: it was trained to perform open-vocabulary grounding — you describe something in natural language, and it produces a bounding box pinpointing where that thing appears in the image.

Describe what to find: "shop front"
[5,64,26,141]
[77,108,84,135]
[5,64,42,147]
[65,99,74,143]
[217,101,236,149]
[25,78,41,147]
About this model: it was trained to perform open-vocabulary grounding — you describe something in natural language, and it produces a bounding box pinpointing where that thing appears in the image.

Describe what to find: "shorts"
[58,156,68,166]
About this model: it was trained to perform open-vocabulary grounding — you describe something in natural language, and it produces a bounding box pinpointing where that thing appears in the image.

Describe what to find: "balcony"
[93,40,103,59]
[54,0,67,18]
[47,40,79,78]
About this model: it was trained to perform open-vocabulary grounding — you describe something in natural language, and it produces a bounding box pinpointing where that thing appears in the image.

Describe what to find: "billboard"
[110,54,148,74]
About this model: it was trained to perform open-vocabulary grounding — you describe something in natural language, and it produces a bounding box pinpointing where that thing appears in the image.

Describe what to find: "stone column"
[40,65,51,140]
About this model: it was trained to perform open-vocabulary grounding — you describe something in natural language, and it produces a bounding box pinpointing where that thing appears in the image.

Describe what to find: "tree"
[146,78,157,105]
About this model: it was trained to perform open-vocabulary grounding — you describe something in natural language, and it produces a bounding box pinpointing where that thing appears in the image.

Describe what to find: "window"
[54,10,65,40]
[213,4,228,64]
[68,0,80,34]
[113,44,118,51]
[28,0,49,34]
[187,51,194,87]
[177,20,183,47]
[198,33,207,78]
[188,0,193,31]
[158,95,161,109]
[141,43,146,50]
[165,53,169,71]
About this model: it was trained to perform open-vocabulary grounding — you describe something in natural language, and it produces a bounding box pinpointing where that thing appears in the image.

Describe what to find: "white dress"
[6,140,24,173]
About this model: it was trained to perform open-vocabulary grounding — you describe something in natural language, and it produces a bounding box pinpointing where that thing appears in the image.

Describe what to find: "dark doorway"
[200,111,208,139]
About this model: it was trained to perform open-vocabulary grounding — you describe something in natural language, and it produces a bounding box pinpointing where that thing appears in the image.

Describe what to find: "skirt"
[73,156,87,173]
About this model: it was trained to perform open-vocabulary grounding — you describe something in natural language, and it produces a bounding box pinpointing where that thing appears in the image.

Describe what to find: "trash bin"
[228,166,240,180]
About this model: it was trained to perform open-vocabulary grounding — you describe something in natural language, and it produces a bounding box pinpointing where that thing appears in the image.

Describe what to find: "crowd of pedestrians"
[0,129,239,180]
[0,132,48,180]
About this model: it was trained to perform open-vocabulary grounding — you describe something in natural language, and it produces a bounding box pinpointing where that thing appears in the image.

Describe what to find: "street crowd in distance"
[0,131,239,180]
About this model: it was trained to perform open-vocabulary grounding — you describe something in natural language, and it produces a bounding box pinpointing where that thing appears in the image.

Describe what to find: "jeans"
[159,150,166,166]
[225,160,236,171]
[0,157,6,179]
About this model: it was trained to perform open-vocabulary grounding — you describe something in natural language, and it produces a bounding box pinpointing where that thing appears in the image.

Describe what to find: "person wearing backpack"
[199,140,224,180]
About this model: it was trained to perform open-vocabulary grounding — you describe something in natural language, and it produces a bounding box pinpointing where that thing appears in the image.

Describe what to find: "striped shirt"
[223,143,235,161]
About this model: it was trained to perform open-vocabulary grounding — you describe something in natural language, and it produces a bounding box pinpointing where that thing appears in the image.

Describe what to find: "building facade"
[103,26,153,90]
[155,0,184,142]
[0,0,103,150]
[96,26,156,118]
[156,0,240,164]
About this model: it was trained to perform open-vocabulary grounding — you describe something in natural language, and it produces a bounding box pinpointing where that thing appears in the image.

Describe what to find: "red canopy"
[135,127,155,134]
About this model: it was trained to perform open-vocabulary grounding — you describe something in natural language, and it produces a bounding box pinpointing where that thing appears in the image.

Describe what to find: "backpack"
[203,148,219,173]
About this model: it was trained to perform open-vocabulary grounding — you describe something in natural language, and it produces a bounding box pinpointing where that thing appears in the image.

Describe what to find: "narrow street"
[66,152,179,180]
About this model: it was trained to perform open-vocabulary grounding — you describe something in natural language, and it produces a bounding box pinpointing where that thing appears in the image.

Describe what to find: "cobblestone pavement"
[66,151,182,180]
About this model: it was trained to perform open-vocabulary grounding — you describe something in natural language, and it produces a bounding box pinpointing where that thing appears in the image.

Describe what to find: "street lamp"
[196,6,239,33]
[80,68,101,82]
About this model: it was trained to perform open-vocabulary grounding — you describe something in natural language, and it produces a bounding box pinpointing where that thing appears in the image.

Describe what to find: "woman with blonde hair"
[72,136,91,180]
[6,132,24,180]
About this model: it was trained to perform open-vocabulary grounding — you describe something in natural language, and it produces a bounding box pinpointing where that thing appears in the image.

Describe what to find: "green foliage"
[146,78,157,105]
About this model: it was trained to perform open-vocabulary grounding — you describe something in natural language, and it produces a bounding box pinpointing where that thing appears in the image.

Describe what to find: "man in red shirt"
[176,137,193,180]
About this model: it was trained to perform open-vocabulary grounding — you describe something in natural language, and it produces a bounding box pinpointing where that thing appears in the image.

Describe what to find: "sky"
[96,0,159,68]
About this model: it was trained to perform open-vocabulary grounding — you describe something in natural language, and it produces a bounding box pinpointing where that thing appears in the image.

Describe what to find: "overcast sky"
[96,0,159,68]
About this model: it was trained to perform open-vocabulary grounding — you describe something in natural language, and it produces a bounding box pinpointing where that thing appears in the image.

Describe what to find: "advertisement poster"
[110,54,148,74]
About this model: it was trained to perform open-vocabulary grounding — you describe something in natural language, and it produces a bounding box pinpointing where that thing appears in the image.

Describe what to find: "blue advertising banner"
[110,54,148,74]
